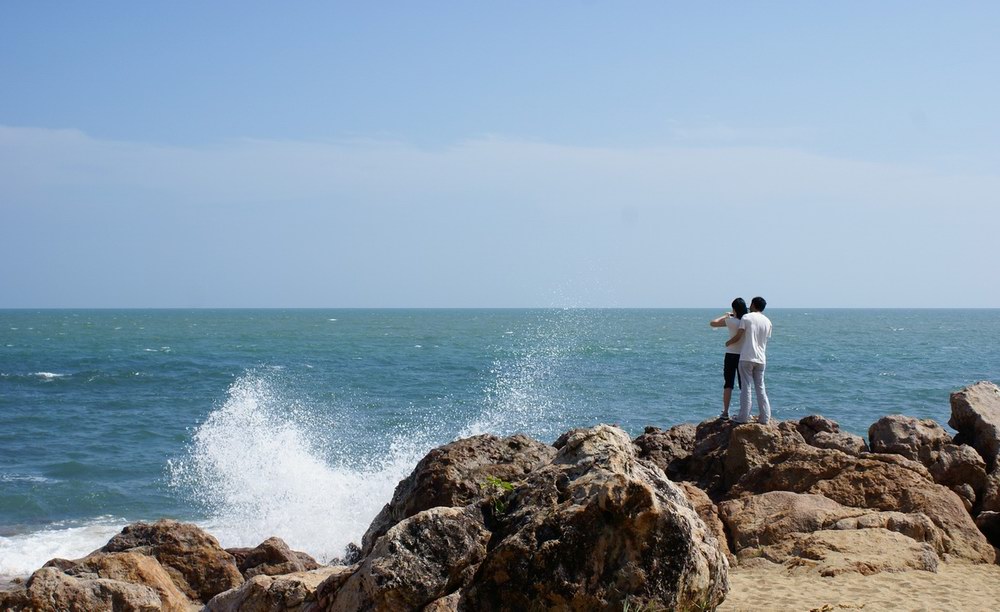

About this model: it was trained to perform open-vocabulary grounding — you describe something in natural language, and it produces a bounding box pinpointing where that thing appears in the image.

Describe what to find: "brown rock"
[0,567,163,612]
[950,381,1000,469]
[976,511,1000,549]
[633,423,697,479]
[462,425,729,611]
[422,591,460,611]
[678,481,734,563]
[360,433,555,556]
[65,551,193,611]
[750,529,939,576]
[797,416,869,456]
[731,445,995,563]
[228,537,320,579]
[205,566,350,612]
[326,506,491,611]
[928,444,988,497]
[868,414,951,463]
[722,422,805,489]
[102,519,243,603]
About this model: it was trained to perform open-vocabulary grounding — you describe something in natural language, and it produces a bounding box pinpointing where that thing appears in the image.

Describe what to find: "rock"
[751,529,939,576]
[325,506,490,611]
[361,433,555,556]
[462,425,729,611]
[64,551,193,611]
[205,566,350,612]
[953,483,977,512]
[976,511,1000,549]
[730,445,995,563]
[982,469,1000,513]
[0,566,163,611]
[228,537,320,579]
[678,481,734,563]
[723,422,805,489]
[868,415,951,463]
[633,423,697,479]
[797,415,868,455]
[102,519,243,603]
[421,591,460,611]
[927,444,988,499]
[950,381,1000,469]
[718,491,943,558]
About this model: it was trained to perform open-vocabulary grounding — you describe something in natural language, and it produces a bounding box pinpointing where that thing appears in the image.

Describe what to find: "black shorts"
[724,353,742,389]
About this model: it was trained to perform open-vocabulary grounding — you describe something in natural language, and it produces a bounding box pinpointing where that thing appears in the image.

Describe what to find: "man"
[725,296,772,425]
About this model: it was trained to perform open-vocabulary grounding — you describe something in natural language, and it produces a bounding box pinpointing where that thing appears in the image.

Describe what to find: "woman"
[709,297,748,419]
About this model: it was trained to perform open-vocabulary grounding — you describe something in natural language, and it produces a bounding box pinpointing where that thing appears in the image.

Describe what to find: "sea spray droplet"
[168,373,427,563]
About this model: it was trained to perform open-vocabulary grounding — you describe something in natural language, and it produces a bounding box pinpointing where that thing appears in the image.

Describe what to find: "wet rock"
[361,433,555,556]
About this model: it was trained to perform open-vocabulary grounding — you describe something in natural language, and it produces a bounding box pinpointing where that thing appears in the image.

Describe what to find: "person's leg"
[722,353,738,418]
[736,360,753,423]
[753,362,771,424]
[722,388,732,416]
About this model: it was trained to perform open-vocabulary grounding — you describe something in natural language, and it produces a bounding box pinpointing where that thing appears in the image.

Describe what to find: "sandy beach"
[719,561,1000,612]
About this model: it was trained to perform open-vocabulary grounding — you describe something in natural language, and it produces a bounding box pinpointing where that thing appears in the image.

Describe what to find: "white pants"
[736,360,770,424]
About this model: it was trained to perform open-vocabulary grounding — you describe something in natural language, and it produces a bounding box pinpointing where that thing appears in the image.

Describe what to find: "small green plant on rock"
[480,475,515,515]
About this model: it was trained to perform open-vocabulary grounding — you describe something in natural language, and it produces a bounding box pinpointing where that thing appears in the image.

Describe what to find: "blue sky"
[2,2,998,307]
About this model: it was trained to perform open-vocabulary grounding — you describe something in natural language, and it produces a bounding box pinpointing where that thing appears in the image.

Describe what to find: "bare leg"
[722,388,732,417]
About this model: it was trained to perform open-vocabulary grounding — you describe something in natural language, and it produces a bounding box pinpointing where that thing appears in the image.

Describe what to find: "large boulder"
[325,506,491,611]
[797,415,868,456]
[0,567,163,612]
[950,381,1000,469]
[64,552,193,611]
[101,519,243,603]
[718,491,943,562]
[461,425,729,611]
[633,423,697,480]
[677,481,733,563]
[748,529,939,576]
[730,445,995,563]
[205,566,351,612]
[868,415,951,463]
[361,433,555,556]
[227,537,320,579]
[927,444,989,506]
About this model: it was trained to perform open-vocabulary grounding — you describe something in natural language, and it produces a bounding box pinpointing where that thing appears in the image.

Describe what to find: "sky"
[2,2,998,308]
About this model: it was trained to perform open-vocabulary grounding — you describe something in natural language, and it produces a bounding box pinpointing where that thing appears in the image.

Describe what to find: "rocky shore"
[3,381,1000,611]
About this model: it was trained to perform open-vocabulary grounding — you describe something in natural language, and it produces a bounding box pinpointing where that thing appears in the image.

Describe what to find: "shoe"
[719,412,730,420]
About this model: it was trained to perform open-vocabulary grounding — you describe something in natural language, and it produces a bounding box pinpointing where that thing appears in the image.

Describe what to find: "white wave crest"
[33,372,66,379]
[168,374,425,563]
[0,519,125,578]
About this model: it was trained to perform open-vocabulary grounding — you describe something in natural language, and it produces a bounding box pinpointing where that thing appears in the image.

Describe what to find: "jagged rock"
[0,567,163,612]
[798,415,868,455]
[868,415,951,463]
[325,506,490,611]
[462,425,729,611]
[64,551,193,611]
[101,519,243,603]
[633,423,697,479]
[982,469,1000,513]
[205,566,350,612]
[422,591,460,611]
[730,445,994,563]
[361,433,555,556]
[950,381,1000,469]
[227,537,320,579]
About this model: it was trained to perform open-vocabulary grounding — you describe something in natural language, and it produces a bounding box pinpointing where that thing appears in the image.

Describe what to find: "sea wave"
[0,518,125,578]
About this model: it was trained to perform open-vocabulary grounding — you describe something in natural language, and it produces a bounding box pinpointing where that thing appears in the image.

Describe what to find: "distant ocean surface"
[1,308,997,578]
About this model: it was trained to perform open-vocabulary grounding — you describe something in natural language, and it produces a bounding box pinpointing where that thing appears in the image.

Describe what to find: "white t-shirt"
[724,317,743,354]
[739,311,772,364]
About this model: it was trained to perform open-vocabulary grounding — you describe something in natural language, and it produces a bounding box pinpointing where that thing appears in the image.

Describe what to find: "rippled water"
[1,308,997,575]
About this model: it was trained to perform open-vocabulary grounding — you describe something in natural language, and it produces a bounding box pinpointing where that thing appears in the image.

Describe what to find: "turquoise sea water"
[1,308,997,576]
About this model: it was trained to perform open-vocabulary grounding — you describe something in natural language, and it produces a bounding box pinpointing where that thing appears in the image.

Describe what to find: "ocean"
[1,308,997,578]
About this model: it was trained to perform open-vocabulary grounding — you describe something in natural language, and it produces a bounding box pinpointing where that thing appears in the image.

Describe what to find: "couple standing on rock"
[710,296,772,424]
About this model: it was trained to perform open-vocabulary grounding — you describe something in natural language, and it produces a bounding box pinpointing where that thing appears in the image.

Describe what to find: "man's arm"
[726,328,745,347]
[709,313,732,328]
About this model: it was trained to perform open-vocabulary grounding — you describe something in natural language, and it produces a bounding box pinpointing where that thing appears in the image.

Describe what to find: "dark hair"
[731,297,748,319]
[751,296,767,312]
